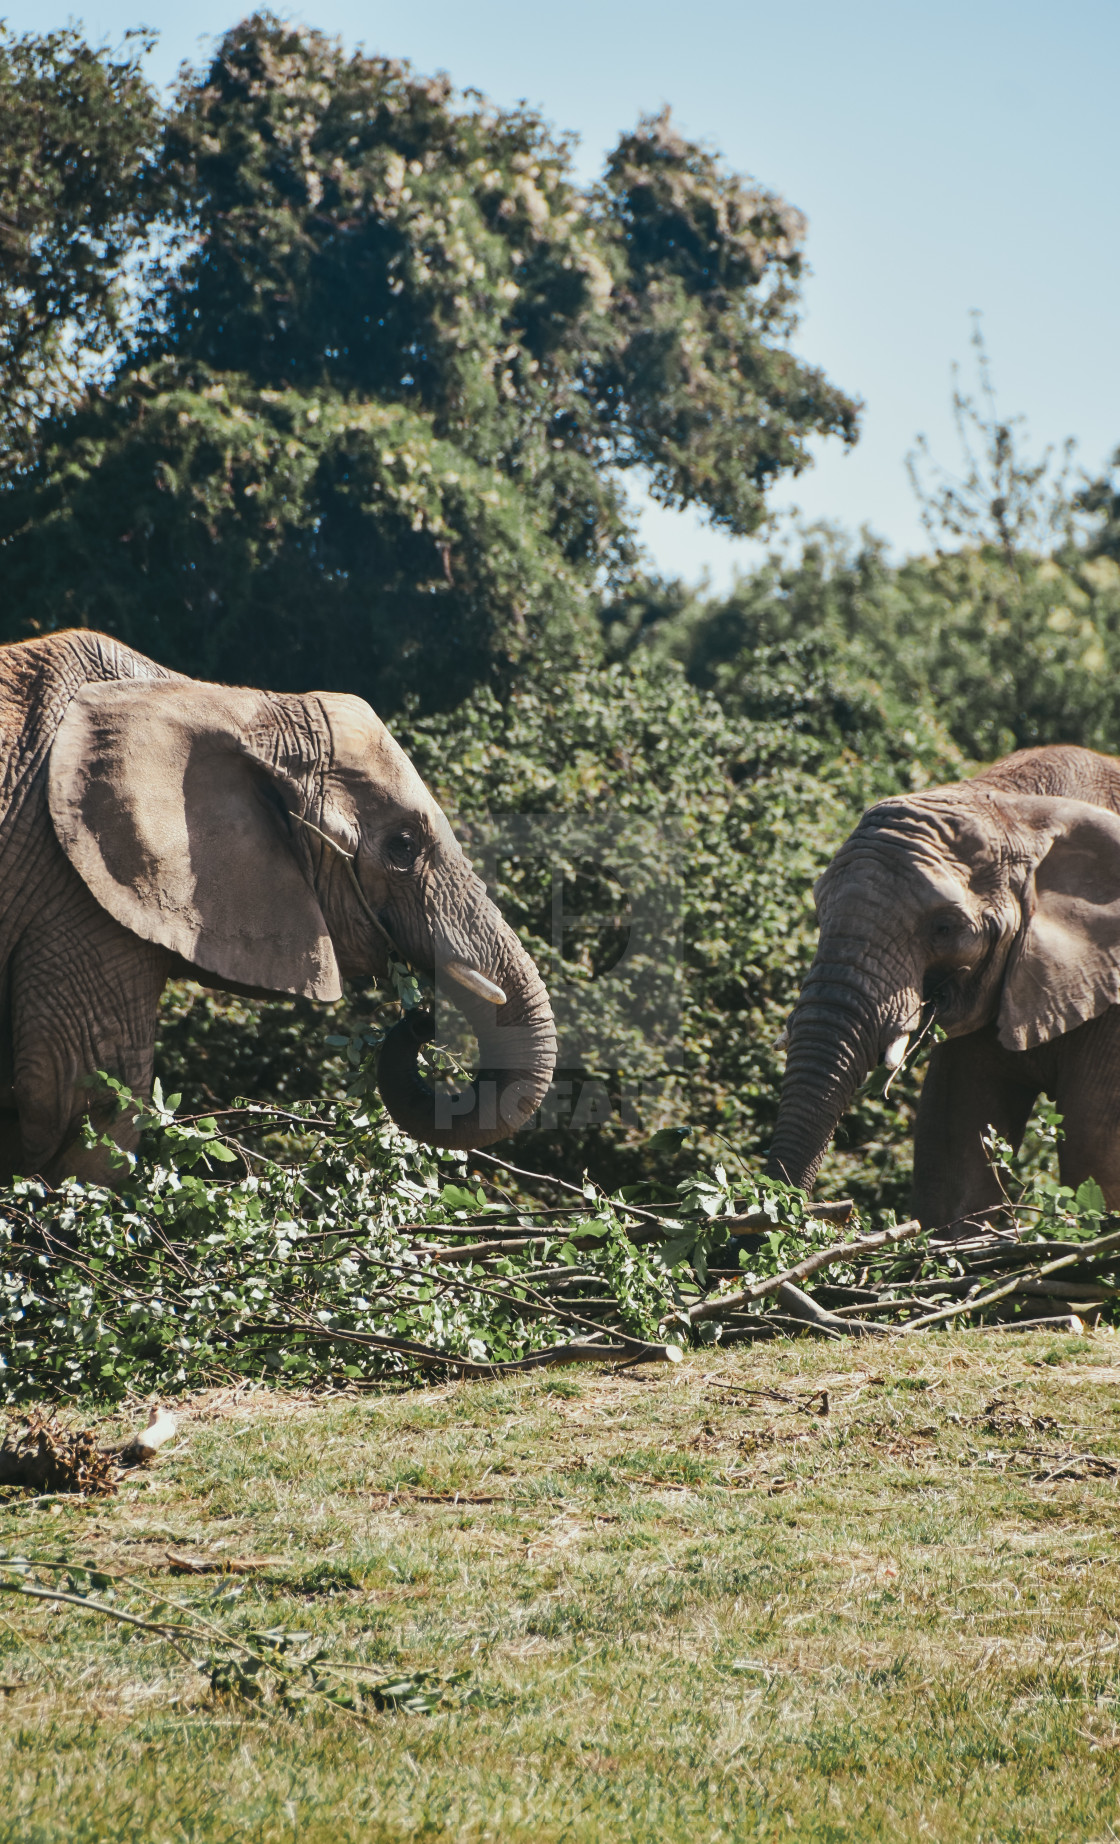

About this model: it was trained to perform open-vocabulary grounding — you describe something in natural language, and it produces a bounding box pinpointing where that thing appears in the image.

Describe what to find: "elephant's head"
[767,779,1120,1192]
[47,678,556,1149]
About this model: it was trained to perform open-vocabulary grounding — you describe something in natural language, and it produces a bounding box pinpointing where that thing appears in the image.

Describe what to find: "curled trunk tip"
[376,985,556,1152]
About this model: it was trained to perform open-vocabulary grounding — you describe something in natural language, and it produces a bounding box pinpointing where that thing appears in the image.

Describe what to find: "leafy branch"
[0,1551,476,1719]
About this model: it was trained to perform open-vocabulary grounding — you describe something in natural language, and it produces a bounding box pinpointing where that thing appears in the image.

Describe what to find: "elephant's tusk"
[882,1033,910,1071]
[443,959,507,1006]
[773,1026,790,1051]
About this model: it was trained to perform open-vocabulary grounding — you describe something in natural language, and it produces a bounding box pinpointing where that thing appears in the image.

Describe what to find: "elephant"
[767,743,1120,1233]
[0,629,556,1181]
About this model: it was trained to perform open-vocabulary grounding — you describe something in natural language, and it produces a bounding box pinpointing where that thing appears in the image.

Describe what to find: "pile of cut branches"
[773,1223,1120,1339]
[0,1065,1113,1403]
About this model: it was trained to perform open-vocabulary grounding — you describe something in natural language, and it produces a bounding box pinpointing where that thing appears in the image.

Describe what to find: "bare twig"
[248,1316,681,1375]
[470,1150,669,1222]
[0,1578,199,1663]
[711,1199,854,1232]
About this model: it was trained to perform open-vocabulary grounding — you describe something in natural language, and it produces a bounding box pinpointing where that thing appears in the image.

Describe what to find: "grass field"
[4,1332,1120,1842]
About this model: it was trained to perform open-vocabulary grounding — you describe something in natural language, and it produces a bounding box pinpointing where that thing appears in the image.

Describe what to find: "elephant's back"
[0,631,171,830]
[972,745,1120,816]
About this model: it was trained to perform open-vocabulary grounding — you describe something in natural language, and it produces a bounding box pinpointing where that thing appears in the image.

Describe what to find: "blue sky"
[6,0,1118,586]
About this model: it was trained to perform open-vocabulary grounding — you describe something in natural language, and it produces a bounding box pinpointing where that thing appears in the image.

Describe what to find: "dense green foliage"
[655,532,1120,762]
[0,1064,811,1401]
[399,653,960,1204]
[1,366,596,710]
[4,1061,1109,1403]
[1081,447,1120,562]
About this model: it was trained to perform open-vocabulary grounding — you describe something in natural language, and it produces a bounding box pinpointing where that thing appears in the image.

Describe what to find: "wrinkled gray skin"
[768,745,1120,1232]
[0,631,555,1182]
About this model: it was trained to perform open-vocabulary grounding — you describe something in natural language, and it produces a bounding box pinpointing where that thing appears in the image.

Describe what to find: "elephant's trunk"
[766,952,917,1193]
[376,918,556,1150]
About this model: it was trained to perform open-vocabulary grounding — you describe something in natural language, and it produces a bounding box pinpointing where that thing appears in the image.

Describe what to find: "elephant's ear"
[999,798,1120,1051]
[48,678,342,1000]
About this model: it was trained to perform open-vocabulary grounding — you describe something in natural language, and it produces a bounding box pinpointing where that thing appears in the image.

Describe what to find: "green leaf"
[440,1184,482,1213]
[1075,1178,1107,1216]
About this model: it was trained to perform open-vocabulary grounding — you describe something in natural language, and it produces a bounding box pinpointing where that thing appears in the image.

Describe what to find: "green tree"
[640,322,1120,768]
[0,366,596,712]
[668,529,1120,764]
[905,316,1081,561]
[1080,449,1120,562]
[0,24,165,481]
[0,12,858,712]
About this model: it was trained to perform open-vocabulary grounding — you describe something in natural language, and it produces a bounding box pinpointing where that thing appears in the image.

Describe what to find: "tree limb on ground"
[688,1219,923,1325]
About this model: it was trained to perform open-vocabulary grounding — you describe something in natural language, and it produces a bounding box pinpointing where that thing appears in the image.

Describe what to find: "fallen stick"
[826,1294,938,1319]
[822,1275,1114,1320]
[712,1314,842,1344]
[688,1219,923,1324]
[970,1313,1089,1335]
[1013,1278,1114,1302]
[416,1236,555,1263]
[418,1229,643,1264]
[0,1575,199,1659]
[0,1559,405,1729]
[166,1552,283,1574]
[117,1408,177,1467]
[902,1225,1120,1333]
[471,1150,665,1225]
[292,1210,579,1242]
[774,1282,891,1338]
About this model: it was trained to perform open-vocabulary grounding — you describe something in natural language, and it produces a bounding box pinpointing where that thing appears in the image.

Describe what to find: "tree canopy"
[0,23,165,482]
[0,12,858,711]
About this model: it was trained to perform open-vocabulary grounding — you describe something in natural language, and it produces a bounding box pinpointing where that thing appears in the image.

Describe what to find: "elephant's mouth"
[921,918,1005,1035]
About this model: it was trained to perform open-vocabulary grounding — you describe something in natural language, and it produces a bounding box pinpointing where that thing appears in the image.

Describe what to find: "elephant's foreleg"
[10,875,171,1182]
[912,1024,1040,1234]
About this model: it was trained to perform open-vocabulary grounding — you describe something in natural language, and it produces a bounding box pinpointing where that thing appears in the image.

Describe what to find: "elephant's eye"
[384,830,419,872]
[930,910,980,955]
